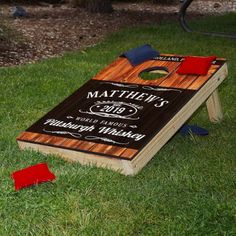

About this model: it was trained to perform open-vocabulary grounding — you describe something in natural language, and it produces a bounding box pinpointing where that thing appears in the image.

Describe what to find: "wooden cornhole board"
[17,54,228,175]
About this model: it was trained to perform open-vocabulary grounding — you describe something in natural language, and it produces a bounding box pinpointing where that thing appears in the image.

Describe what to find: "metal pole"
[179,0,236,39]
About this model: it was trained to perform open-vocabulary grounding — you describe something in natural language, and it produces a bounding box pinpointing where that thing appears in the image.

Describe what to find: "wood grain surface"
[17,131,138,159]
[92,54,225,90]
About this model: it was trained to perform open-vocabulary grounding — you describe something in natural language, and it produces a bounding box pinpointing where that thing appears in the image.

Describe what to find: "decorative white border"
[43,128,82,138]
[102,82,138,88]
[85,136,129,145]
[79,101,142,120]
[142,86,182,93]
[66,116,74,119]
[129,125,137,128]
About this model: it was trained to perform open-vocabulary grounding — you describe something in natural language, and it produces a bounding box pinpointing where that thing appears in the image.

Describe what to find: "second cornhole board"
[17,54,228,175]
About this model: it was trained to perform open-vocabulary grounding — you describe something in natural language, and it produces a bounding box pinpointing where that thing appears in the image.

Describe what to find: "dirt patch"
[0,1,235,67]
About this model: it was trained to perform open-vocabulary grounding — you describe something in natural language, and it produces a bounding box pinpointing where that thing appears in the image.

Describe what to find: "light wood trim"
[206,89,223,123]
[17,141,125,174]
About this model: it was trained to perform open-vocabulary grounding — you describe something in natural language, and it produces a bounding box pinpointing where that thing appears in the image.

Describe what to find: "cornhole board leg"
[206,89,223,123]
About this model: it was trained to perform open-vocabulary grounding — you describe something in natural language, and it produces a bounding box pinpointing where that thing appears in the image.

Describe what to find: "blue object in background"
[12,6,28,18]
[179,125,209,136]
[121,44,159,66]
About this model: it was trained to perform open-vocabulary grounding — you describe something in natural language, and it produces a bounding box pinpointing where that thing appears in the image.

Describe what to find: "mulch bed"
[0,1,235,67]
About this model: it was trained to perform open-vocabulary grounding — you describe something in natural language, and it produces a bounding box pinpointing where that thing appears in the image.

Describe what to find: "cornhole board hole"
[17,54,228,175]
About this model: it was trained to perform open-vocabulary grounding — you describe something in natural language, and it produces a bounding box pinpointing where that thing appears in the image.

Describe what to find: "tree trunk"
[85,0,113,13]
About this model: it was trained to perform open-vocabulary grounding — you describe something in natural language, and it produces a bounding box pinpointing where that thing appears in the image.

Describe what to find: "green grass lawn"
[0,14,235,235]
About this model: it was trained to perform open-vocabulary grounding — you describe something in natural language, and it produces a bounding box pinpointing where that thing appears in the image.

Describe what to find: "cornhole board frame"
[17,54,228,175]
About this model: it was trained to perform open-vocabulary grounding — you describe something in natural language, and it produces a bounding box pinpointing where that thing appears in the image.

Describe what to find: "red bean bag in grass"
[11,163,56,191]
[176,55,216,75]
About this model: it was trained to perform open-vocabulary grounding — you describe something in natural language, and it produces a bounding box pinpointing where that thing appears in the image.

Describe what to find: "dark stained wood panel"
[17,79,196,156]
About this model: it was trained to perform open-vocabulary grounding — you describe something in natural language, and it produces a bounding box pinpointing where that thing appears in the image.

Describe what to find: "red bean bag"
[177,55,216,75]
[11,163,56,191]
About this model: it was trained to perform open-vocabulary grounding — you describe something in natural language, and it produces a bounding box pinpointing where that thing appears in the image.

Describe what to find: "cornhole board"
[17,54,228,175]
